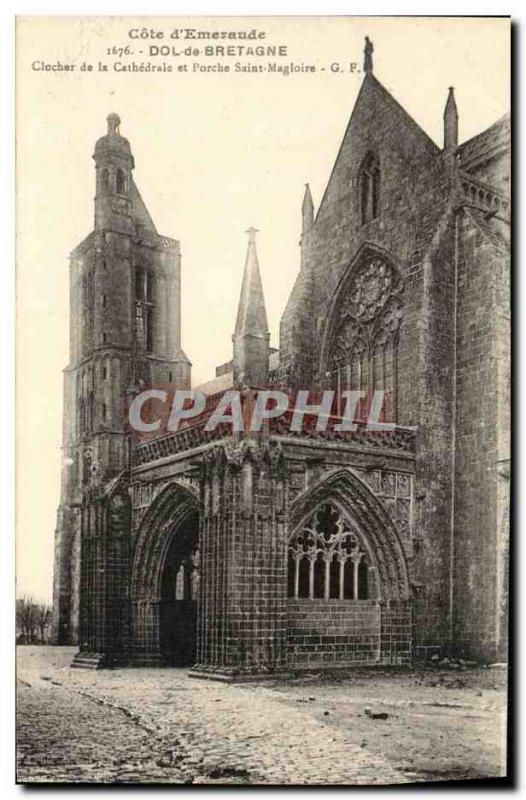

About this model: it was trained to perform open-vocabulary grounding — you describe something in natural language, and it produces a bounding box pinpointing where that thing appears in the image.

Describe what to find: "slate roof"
[458,113,510,171]
[195,350,280,396]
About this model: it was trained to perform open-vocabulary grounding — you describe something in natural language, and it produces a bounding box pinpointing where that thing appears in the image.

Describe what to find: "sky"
[16,16,510,603]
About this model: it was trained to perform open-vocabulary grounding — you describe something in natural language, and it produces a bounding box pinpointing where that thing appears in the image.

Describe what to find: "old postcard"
[16,15,510,785]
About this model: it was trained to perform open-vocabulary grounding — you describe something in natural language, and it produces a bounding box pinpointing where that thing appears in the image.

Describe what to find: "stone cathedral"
[53,47,510,678]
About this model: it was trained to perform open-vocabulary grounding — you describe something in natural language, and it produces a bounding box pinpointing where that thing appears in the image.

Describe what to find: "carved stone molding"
[203,438,287,480]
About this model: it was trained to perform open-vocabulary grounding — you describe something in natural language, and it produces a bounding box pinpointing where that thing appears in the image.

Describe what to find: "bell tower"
[52,114,191,645]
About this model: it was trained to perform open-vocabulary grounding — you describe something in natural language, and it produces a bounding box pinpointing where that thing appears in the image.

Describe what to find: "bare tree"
[16,596,50,643]
[35,603,53,644]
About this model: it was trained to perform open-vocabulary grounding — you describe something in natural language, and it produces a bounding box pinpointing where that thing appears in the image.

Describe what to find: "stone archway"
[158,511,199,665]
[287,467,412,667]
[130,481,200,666]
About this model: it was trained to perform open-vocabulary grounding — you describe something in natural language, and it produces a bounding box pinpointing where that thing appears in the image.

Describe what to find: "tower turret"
[232,228,270,388]
[93,113,135,231]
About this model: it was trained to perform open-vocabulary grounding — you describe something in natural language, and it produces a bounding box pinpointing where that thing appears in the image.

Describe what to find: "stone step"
[70,652,109,670]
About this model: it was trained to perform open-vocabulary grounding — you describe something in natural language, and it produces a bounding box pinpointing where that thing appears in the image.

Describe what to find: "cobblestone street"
[16,647,507,785]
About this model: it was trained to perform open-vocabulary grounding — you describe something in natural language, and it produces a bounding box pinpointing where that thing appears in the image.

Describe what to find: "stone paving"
[16,647,507,785]
[17,677,184,783]
[17,647,407,785]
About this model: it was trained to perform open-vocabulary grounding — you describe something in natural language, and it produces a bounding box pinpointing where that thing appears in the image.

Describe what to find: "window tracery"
[327,256,403,421]
[287,503,372,600]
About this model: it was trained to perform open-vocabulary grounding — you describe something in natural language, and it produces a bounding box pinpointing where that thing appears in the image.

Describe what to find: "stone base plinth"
[70,651,115,670]
[188,665,290,683]
[126,653,168,668]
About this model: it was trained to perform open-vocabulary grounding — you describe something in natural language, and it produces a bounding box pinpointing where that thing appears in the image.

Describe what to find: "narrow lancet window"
[101,168,110,193]
[359,153,380,224]
[116,168,126,195]
[135,269,155,353]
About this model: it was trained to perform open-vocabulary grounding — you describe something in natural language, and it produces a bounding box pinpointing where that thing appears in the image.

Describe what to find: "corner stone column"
[74,482,131,669]
[191,439,289,681]
[52,504,81,645]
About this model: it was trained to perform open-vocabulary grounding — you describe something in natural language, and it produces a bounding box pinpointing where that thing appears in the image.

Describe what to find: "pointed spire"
[233,228,270,388]
[364,36,374,74]
[234,228,269,337]
[302,183,314,235]
[443,87,458,153]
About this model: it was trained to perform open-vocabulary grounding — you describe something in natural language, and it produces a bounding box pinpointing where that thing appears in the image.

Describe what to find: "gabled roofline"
[313,73,440,226]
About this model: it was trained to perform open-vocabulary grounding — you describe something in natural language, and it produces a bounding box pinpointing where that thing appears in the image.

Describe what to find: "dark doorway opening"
[159,511,199,666]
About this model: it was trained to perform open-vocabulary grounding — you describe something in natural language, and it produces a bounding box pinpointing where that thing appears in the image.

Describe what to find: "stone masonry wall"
[279,73,458,655]
[287,600,412,668]
[287,600,381,667]
[279,74,451,416]
[410,211,457,656]
[452,211,510,661]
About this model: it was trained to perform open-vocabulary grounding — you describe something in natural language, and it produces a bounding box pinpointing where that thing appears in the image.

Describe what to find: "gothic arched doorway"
[159,510,199,665]
[130,482,200,666]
